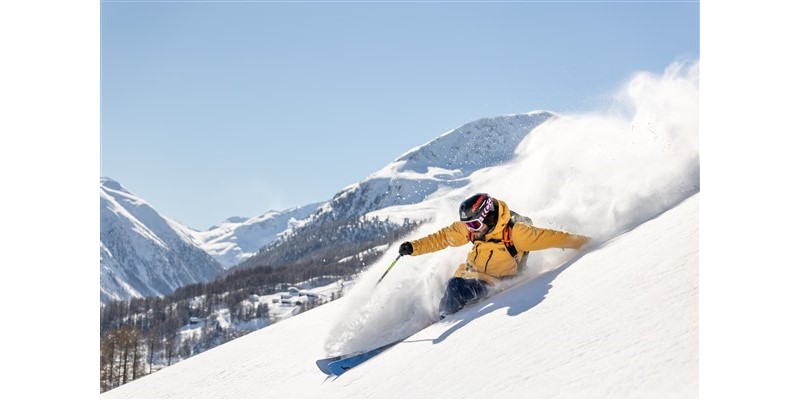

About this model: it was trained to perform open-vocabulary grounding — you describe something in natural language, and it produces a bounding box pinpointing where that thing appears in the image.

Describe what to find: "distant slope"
[100,178,223,303]
[194,202,322,268]
[101,194,698,399]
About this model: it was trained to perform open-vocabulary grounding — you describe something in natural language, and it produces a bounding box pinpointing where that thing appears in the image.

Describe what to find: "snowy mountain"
[101,62,699,398]
[307,111,554,223]
[194,202,322,268]
[241,111,554,268]
[100,178,224,304]
[102,113,552,300]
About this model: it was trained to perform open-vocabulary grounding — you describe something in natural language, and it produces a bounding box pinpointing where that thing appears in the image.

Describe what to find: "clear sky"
[100,1,699,230]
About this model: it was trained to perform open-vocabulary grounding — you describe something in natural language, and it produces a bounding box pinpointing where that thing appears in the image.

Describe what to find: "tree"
[256,302,270,321]
[179,338,192,360]
[100,330,118,392]
[145,330,161,374]
[131,332,145,381]
[164,333,177,366]
[117,327,136,385]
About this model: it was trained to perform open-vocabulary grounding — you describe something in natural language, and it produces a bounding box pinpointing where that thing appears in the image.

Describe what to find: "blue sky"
[101,1,699,230]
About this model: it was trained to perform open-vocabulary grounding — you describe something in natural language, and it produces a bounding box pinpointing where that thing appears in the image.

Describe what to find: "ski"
[316,323,437,376]
[315,356,342,375]
[316,302,495,375]
[324,338,404,375]
[316,337,408,375]
[316,276,530,375]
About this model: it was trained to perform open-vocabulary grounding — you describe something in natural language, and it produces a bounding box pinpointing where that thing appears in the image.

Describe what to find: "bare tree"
[131,331,145,381]
[179,338,192,360]
[100,330,118,392]
[118,328,134,385]
[164,333,177,366]
[145,330,161,374]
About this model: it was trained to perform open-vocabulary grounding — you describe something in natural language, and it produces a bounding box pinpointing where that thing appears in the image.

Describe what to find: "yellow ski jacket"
[408,199,589,285]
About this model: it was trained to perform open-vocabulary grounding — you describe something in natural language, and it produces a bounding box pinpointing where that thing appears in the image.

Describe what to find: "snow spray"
[323,61,699,356]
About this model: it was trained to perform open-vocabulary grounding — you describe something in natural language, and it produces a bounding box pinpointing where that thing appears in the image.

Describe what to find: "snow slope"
[102,193,698,398]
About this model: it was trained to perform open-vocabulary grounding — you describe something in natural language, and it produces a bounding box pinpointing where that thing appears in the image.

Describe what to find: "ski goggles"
[463,218,485,231]
[462,196,493,231]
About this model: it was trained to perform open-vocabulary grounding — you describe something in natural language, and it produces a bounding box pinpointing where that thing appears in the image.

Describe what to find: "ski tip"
[316,359,334,375]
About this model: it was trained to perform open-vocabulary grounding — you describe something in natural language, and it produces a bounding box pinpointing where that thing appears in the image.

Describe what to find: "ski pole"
[375,254,402,286]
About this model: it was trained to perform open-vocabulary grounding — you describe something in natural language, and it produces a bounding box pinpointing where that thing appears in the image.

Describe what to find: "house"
[300,290,319,299]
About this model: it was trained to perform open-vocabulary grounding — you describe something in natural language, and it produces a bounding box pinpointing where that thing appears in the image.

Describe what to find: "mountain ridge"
[100,178,224,303]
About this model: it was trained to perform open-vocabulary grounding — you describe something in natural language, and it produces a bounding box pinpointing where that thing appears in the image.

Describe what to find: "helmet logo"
[478,197,492,220]
[471,194,487,212]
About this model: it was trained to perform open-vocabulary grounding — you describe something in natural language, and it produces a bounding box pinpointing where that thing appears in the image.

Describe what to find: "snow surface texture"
[102,61,698,398]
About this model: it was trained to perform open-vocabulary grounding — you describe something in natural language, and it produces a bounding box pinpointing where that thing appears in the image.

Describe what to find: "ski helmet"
[459,193,498,232]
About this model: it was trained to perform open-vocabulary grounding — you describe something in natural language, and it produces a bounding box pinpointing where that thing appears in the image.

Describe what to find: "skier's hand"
[399,242,413,256]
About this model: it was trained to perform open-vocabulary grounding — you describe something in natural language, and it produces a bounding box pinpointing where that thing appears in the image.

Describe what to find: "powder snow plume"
[323,61,699,356]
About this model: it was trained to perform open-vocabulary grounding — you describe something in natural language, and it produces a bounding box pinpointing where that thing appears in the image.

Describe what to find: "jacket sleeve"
[409,221,471,256]
[512,223,590,252]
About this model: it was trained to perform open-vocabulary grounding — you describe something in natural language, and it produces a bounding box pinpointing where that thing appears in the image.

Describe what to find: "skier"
[399,193,589,319]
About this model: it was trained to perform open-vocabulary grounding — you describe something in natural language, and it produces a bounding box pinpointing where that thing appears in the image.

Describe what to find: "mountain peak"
[100,177,129,193]
[223,216,249,224]
[394,111,555,175]
[308,111,557,223]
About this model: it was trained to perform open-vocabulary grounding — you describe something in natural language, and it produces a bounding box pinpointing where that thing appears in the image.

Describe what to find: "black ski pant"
[438,277,488,316]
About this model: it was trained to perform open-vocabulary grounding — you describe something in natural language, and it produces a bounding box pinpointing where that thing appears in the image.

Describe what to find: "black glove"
[399,242,413,256]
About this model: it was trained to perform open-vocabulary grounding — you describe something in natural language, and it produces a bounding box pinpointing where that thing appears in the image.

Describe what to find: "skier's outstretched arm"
[513,223,590,252]
[402,222,470,256]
